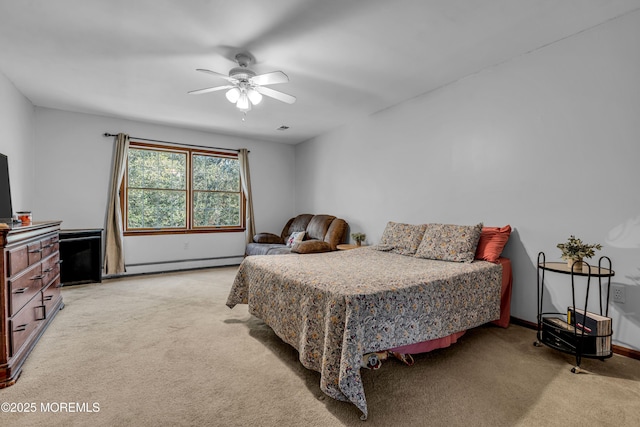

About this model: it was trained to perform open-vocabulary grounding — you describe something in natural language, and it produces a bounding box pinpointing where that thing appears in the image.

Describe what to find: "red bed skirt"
[389,257,512,354]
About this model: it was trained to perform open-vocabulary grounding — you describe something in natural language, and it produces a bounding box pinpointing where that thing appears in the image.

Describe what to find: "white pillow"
[286,231,305,247]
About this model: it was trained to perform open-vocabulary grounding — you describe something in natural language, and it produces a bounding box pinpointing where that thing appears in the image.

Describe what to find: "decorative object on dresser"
[16,211,32,225]
[0,220,64,388]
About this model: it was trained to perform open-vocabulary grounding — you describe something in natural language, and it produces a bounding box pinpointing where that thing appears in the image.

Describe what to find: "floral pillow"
[415,223,483,263]
[373,222,427,255]
[286,231,305,247]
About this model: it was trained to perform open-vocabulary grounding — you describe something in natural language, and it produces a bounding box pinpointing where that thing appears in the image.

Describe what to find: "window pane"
[192,155,239,192]
[125,142,244,234]
[128,148,186,190]
[128,189,186,228]
[193,191,240,227]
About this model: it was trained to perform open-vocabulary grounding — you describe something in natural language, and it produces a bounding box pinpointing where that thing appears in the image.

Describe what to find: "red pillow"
[475,225,511,263]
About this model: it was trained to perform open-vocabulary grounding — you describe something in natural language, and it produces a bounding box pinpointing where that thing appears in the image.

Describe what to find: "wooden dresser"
[0,220,64,387]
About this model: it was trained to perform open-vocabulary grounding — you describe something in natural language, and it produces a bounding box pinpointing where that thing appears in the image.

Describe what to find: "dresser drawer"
[7,245,29,277]
[9,297,45,357]
[42,277,62,319]
[27,241,43,265]
[8,263,43,317]
[41,236,59,259]
[42,252,60,288]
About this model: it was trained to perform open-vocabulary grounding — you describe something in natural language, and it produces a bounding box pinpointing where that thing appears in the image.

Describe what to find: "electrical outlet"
[612,284,625,304]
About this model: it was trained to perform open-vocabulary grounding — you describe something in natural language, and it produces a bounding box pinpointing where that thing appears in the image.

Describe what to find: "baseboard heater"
[101,255,243,279]
[125,255,243,268]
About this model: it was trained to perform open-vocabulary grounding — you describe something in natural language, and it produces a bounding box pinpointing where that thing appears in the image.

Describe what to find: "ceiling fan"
[188,53,296,114]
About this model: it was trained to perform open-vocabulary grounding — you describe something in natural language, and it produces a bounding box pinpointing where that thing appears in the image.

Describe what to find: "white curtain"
[238,148,255,244]
[104,133,129,275]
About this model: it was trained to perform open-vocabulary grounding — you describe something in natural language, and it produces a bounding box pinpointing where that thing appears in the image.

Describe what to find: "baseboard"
[101,255,244,279]
[611,344,640,360]
[104,263,241,280]
[510,316,640,361]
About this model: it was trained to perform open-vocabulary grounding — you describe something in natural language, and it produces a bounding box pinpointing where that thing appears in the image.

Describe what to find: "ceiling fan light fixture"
[225,87,241,103]
[236,92,251,111]
[247,88,262,105]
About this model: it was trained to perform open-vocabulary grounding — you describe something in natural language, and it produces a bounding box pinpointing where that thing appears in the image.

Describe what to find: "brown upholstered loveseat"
[245,214,348,256]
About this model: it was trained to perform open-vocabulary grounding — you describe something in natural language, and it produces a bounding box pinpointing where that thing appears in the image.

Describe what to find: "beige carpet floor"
[1,266,639,426]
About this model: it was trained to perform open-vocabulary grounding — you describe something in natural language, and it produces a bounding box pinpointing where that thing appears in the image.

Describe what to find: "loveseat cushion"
[306,215,336,240]
[264,246,294,255]
[324,218,348,250]
[282,214,314,240]
[245,243,291,256]
[253,232,284,244]
[291,240,332,254]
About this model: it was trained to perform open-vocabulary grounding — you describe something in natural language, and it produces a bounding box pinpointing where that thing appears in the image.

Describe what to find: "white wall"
[294,11,640,350]
[33,108,296,274]
[0,70,35,212]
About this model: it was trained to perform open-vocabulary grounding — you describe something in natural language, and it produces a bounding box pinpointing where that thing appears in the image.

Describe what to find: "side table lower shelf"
[535,316,612,373]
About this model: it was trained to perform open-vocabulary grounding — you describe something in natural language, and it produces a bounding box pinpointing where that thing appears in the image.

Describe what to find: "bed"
[227,222,512,420]
[388,256,512,355]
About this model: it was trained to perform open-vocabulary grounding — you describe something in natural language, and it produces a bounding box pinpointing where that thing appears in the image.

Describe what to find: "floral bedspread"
[226,247,502,420]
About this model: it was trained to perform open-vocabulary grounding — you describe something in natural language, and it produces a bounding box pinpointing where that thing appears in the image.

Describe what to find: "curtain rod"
[103,133,245,153]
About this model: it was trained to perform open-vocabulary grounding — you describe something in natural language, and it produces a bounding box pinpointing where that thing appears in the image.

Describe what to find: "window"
[123,142,244,235]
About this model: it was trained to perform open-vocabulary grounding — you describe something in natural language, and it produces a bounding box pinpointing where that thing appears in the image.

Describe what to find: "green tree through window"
[192,154,241,227]
[124,142,244,234]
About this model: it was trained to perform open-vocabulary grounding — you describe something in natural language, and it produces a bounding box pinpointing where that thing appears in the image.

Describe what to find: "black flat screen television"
[0,153,14,222]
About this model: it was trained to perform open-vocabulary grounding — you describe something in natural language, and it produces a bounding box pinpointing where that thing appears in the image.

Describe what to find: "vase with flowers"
[557,235,602,271]
[351,232,366,247]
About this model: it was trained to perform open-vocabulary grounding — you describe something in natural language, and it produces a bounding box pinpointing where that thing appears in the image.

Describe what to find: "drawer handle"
[36,305,46,321]
[13,287,28,294]
[44,267,54,273]
[14,324,28,332]
[42,244,53,249]
[43,295,54,302]
[28,248,43,254]
[31,275,44,281]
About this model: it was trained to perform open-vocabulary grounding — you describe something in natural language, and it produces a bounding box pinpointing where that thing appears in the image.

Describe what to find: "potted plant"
[557,235,602,270]
[351,232,366,247]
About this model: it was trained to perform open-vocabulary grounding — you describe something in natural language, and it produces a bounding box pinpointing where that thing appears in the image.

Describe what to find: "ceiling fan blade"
[196,69,237,83]
[250,71,289,86]
[188,85,235,95]
[255,86,296,104]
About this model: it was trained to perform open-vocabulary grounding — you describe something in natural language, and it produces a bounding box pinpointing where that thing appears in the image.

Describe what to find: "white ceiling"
[1,0,639,144]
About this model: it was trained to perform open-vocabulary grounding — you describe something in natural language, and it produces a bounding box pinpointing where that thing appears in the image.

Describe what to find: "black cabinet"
[59,229,102,286]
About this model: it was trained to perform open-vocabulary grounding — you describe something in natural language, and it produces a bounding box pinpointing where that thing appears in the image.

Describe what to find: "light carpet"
[1,266,639,426]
